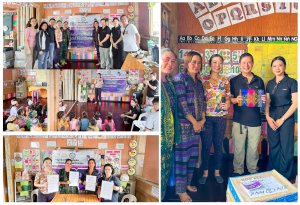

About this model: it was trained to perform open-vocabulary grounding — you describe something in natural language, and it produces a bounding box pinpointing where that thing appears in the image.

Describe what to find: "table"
[28,86,47,101]
[51,194,99,202]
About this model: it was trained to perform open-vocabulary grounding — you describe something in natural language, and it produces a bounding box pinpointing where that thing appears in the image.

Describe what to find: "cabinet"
[78,84,87,102]
[122,180,136,195]
[16,82,27,98]
[14,179,33,202]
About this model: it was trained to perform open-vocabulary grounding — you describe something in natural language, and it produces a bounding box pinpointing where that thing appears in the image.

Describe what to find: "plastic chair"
[31,189,39,202]
[121,194,137,202]
[130,113,150,131]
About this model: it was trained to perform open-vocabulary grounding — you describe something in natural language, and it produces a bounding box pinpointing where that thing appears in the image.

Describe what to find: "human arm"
[265,93,278,131]
[99,34,110,46]
[34,172,48,188]
[135,32,140,48]
[275,92,298,128]
[25,28,32,55]
[55,29,60,48]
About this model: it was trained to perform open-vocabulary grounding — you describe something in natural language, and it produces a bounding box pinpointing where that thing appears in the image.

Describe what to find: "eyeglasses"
[271,84,278,94]
[162,57,176,65]
[190,61,202,66]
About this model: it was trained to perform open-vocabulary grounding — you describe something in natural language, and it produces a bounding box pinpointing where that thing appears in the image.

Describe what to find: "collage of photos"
[1,1,299,204]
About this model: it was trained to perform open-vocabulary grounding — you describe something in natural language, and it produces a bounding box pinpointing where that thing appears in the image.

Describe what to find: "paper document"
[100,181,114,200]
[85,175,97,191]
[69,171,79,187]
[47,175,59,193]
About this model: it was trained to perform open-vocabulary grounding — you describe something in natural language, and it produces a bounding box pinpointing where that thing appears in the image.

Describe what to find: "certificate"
[47,175,59,193]
[69,171,79,187]
[100,181,114,200]
[85,175,97,191]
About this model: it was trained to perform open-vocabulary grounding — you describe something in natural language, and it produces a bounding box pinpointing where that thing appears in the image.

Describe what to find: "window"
[150,3,160,37]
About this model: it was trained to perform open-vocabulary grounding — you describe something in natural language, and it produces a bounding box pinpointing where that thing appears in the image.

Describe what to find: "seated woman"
[121,98,140,124]
[58,159,79,194]
[79,159,100,194]
[98,164,123,202]
[34,157,60,202]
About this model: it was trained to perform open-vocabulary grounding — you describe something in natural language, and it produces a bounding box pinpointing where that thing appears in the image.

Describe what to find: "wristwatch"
[281,117,285,122]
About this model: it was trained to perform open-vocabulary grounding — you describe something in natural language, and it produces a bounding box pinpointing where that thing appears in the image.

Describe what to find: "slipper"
[215,176,224,184]
[199,176,207,184]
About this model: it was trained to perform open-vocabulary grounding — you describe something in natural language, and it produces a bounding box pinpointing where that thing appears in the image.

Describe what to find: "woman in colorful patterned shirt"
[198,54,230,185]
[79,159,100,195]
[34,157,60,202]
[58,159,79,194]
[94,73,104,105]
[161,48,180,201]
[54,20,62,69]
[172,51,206,202]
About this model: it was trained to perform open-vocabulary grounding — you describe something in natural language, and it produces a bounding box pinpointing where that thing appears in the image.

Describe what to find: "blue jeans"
[46,42,55,68]
[38,51,49,69]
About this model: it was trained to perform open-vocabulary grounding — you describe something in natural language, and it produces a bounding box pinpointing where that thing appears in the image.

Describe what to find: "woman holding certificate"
[98,164,123,202]
[58,159,79,194]
[79,159,100,194]
[34,158,60,202]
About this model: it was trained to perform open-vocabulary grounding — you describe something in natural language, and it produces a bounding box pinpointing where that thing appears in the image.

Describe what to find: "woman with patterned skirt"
[172,51,206,202]
[58,159,79,194]
[59,21,71,66]
[161,48,180,200]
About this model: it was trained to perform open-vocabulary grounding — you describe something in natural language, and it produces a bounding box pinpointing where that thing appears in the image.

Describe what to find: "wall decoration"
[198,13,218,35]
[222,64,231,77]
[188,2,208,18]
[291,2,298,13]
[14,152,23,168]
[218,49,231,63]
[231,64,241,77]
[129,140,137,148]
[242,2,260,19]
[179,64,184,73]
[200,64,211,77]
[127,168,135,175]
[105,150,121,175]
[128,69,139,85]
[53,10,60,15]
[128,158,136,166]
[205,2,223,12]
[257,2,275,16]
[65,10,72,15]
[178,49,192,63]
[162,7,169,31]
[204,49,218,63]
[275,2,290,13]
[109,14,122,27]
[231,50,245,63]
[117,9,124,14]
[23,149,41,174]
[213,8,231,30]
[128,6,134,12]
[226,3,245,25]
[103,9,110,13]
[129,149,137,157]
[128,13,134,19]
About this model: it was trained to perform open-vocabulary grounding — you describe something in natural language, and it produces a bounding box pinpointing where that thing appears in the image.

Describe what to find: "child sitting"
[86,127,95,131]
[26,105,35,121]
[38,116,47,131]
[102,112,115,131]
[88,118,99,131]
[57,111,70,131]
[69,111,80,131]
[104,124,112,131]
[31,118,42,132]
[43,104,47,119]
[59,126,68,131]
[10,100,23,117]
[59,101,67,112]
[79,111,89,131]
[27,110,37,131]
[17,108,27,130]
[35,102,43,117]
[6,115,24,131]
[94,111,102,131]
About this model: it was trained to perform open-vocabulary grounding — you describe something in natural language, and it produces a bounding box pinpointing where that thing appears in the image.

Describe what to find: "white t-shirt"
[145,111,159,131]
[121,24,139,52]
[10,106,18,117]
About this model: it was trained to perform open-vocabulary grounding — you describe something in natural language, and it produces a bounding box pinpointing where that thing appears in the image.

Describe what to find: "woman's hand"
[78,180,82,184]
[121,114,126,117]
[261,95,266,104]
[83,181,87,185]
[57,43,60,48]
[192,122,202,133]
[236,96,242,104]
[67,181,71,184]
[95,182,98,186]
[198,119,205,131]
[27,49,32,55]
[221,103,229,111]
[43,182,49,187]
[112,186,119,191]
[39,51,43,55]
[69,42,71,47]
[275,118,284,129]
[266,116,278,131]
[57,182,60,186]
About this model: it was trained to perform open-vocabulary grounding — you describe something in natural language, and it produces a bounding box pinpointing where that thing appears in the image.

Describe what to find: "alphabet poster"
[291,2,298,13]
[198,13,217,35]
[205,2,222,12]
[213,8,231,29]
[258,2,275,16]
[105,150,121,175]
[188,2,208,18]
[204,49,217,63]
[226,3,245,25]
[242,2,260,19]
[275,2,290,13]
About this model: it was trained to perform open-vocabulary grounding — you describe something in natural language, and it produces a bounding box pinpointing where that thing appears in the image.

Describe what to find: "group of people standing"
[161,49,297,202]
[24,14,140,70]
[34,157,122,202]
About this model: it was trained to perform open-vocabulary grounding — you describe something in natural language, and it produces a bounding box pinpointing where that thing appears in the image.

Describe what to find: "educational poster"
[105,150,121,175]
[60,16,69,24]
[52,150,101,169]
[47,16,60,28]
[188,2,208,18]
[109,14,122,28]
[257,2,275,16]
[226,4,246,25]
[91,70,127,93]
[205,2,222,12]
[162,7,168,31]
[247,43,298,84]
[22,149,41,174]
[231,50,245,64]
[200,64,211,77]
[178,49,192,63]
[14,152,23,168]
[222,64,231,77]
[179,64,184,73]
[242,3,260,19]
[128,69,139,85]
[291,2,298,13]
[41,150,53,168]
[213,8,231,30]
[204,49,218,63]
[231,64,241,77]
[79,69,92,83]
[275,2,290,13]
[218,49,231,63]
[198,13,218,35]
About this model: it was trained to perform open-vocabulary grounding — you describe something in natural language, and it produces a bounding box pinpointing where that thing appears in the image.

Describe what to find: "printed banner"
[52,150,101,169]
[92,70,127,93]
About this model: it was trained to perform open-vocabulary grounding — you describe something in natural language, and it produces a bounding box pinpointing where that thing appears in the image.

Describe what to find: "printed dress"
[34,170,57,194]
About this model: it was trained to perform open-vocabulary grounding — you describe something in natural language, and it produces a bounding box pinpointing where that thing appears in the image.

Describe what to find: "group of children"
[4,99,47,131]
[57,110,115,131]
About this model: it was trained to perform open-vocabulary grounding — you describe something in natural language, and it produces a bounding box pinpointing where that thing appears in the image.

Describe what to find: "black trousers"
[112,41,124,69]
[95,88,102,102]
[267,107,295,179]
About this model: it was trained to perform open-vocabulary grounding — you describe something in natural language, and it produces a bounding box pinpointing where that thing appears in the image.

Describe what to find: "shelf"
[16,199,31,202]
[16,190,33,193]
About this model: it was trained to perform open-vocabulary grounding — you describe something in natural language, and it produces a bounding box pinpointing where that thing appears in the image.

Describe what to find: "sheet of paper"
[21,181,28,186]
[85,175,97,191]
[100,181,114,200]
[47,175,59,193]
[120,181,127,187]
[69,171,79,187]
[20,191,29,196]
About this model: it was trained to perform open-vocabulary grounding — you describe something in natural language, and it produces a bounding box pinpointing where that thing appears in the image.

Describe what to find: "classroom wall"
[138,2,150,36]
[142,135,159,183]
[3,70,13,81]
